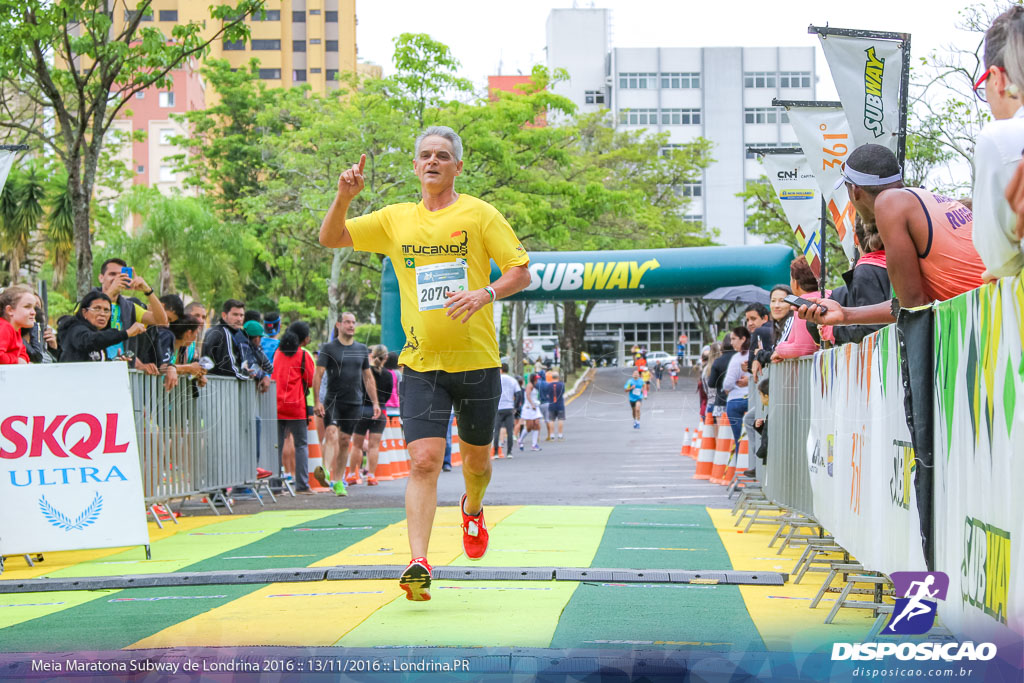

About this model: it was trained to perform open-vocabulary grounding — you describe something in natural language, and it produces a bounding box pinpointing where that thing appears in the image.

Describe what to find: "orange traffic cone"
[694,412,716,479]
[392,416,410,478]
[689,423,702,460]
[708,413,734,484]
[680,427,691,458]
[720,431,748,485]
[306,417,330,492]
[451,418,462,467]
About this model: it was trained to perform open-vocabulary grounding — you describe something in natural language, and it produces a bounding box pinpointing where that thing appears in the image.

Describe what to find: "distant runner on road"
[625,370,645,429]
[319,126,531,602]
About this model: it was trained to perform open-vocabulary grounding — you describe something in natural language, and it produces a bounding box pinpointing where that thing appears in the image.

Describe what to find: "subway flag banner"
[762,153,823,277]
[808,325,927,576]
[786,106,857,262]
[817,31,905,153]
[933,277,1023,647]
[0,363,149,555]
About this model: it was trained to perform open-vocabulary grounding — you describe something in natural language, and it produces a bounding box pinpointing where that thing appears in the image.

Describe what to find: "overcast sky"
[355,0,986,98]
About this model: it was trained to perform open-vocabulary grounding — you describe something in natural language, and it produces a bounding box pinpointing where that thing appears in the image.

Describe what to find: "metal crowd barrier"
[762,359,814,517]
[129,372,277,509]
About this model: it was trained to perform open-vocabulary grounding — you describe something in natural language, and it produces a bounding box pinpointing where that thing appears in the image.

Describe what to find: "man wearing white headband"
[800,144,986,327]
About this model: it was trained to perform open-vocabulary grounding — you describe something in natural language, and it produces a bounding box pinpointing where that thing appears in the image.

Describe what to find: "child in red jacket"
[0,285,36,365]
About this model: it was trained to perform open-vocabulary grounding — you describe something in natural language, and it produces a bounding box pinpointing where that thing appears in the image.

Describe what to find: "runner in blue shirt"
[624,370,645,429]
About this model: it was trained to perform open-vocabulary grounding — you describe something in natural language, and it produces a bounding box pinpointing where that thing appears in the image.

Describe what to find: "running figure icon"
[887,575,939,630]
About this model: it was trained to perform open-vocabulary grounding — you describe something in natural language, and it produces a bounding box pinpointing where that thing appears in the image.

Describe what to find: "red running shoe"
[366,475,379,486]
[399,557,432,601]
[460,493,489,560]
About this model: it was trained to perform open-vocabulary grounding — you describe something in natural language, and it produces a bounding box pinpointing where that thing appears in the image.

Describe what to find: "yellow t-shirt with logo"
[347,194,529,373]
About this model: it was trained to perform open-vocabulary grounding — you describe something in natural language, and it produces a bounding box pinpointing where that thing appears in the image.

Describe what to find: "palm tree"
[0,167,44,283]
[45,174,75,286]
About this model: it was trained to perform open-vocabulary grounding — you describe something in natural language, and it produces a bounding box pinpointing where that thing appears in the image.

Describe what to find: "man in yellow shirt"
[319,126,531,601]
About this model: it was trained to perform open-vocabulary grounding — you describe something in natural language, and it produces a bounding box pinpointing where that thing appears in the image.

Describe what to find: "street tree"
[0,0,263,296]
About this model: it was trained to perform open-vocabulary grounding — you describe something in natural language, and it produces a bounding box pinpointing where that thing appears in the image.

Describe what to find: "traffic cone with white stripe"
[680,427,692,458]
[708,413,734,484]
[689,423,702,460]
[693,412,716,479]
[306,417,330,492]
[720,430,748,486]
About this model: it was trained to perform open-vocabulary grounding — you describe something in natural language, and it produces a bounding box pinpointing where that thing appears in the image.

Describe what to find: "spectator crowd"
[694,8,1024,480]
[3,9,1024,502]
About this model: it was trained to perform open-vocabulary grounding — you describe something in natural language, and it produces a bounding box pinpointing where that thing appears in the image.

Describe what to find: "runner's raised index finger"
[357,154,366,174]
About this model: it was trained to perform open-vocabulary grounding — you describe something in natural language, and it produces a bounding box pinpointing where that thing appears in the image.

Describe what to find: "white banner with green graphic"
[762,153,823,277]
[808,325,927,575]
[933,277,1023,646]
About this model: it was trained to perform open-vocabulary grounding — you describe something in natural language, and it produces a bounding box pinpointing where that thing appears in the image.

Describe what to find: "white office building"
[546,7,817,244]
[532,8,818,360]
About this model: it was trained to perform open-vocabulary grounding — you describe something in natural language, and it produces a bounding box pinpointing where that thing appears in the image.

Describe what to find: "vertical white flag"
[818,33,905,152]
[0,149,16,196]
[787,107,858,262]
[762,154,823,277]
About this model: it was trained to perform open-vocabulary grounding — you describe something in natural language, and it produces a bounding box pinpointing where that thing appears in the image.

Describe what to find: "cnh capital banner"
[933,277,1023,647]
[817,31,906,153]
[787,106,858,262]
[762,153,822,276]
[0,363,149,555]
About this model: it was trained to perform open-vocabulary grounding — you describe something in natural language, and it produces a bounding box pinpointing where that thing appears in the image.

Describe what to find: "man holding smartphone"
[97,258,168,370]
[319,126,531,602]
[799,144,985,326]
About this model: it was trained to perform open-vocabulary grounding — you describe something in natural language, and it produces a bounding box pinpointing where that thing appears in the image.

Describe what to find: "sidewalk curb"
[566,367,596,404]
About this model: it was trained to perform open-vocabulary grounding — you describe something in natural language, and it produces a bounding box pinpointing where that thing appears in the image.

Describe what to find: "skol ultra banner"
[807,325,927,575]
[0,149,16,196]
[817,32,905,153]
[762,153,823,276]
[787,107,858,262]
[932,277,1023,647]
[0,363,149,555]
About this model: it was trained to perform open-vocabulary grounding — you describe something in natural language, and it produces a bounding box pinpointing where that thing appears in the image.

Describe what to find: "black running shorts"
[354,404,387,435]
[323,400,362,434]
[399,367,501,446]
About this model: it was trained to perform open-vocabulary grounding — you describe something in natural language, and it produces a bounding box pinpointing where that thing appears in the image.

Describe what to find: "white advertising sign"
[933,279,1023,646]
[787,107,858,262]
[818,34,905,152]
[0,363,149,555]
[762,153,823,277]
[807,326,927,576]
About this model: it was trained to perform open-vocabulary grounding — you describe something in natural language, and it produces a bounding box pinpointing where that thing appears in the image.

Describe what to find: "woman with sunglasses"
[972,5,1024,280]
[58,291,146,363]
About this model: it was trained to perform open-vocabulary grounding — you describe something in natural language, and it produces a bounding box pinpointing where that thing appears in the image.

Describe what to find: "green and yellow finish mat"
[0,505,879,653]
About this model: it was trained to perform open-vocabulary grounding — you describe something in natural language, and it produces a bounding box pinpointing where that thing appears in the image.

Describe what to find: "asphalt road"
[220,367,733,515]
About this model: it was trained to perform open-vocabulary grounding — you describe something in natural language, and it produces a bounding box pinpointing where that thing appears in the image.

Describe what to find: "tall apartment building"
[107,59,206,204]
[115,1,357,99]
[103,1,359,220]
[546,8,816,246]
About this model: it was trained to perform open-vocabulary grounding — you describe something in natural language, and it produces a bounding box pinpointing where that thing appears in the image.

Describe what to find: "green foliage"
[737,177,846,291]
[0,165,45,282]
[354,323,382,347]
[0,0,265,295]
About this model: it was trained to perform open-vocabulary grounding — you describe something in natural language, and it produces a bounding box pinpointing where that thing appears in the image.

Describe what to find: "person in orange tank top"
[799,144,986,328]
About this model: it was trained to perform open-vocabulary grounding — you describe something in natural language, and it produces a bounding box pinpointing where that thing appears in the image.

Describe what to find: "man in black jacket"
[203,299,269,392]
[743,303,773,376]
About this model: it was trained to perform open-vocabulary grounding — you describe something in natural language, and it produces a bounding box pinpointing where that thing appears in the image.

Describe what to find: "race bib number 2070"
[415,259,469,312]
